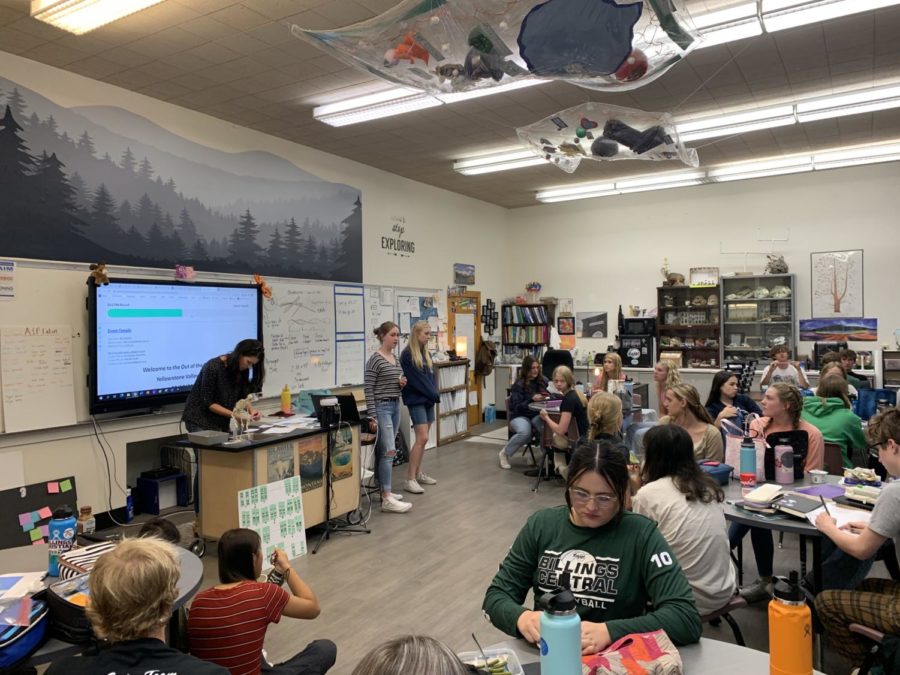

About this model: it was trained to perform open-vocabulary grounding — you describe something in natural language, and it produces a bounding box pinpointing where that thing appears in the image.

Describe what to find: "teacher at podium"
[182,339,265,432]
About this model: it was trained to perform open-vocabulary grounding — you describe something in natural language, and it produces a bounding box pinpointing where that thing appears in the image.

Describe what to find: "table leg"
[813,537,825,671]
[799,535,808,577]
[736,540,744,586]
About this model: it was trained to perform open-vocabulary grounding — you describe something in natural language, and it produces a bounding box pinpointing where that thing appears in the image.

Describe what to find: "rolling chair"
[823,442,845,476]
[542,348,574,380]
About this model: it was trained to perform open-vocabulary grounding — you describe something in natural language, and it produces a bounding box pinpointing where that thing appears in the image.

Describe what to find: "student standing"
[182,339,264,432]
[814,408,900,668]
[188,529,336,675]
[400,320,440,494]
[499,355,548,469]
[365,321,411,513]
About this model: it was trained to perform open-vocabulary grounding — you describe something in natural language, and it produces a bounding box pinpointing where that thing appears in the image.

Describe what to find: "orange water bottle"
[769,571,813,675]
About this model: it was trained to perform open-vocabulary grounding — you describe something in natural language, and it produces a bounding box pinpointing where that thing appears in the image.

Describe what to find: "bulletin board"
[0,475,77,551]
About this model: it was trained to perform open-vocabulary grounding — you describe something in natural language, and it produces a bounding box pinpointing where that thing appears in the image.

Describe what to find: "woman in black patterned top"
[182,339,264,433]
[365,322,411,514]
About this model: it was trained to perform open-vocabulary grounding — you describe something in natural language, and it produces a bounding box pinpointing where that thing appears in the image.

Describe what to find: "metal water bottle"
[775,445,794,485]
[48,505,76,576]
[539,573,582,675]
[769,572,812,675]
[740,435,757,487]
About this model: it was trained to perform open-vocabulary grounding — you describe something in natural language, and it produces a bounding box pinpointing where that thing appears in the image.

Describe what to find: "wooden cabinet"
[434,360,470,446]
[721,274,795,365]
[656,285,721,369]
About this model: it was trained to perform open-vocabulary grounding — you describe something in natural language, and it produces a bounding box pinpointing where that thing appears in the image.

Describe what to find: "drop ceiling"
[2,0,899,208]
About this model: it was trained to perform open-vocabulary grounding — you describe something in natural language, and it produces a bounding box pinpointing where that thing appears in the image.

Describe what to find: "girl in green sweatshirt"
[482,440,701,654]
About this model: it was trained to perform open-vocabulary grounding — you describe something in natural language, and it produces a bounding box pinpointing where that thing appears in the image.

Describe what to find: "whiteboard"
[336,339,366,387]
[364,286,395,359]
[1,325,77,433]
[263,282,336,396]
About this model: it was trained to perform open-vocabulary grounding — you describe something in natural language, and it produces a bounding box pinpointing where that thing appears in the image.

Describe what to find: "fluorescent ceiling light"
[691,2,763,48]
[453,149,547,175]
[796,83,900,122]
[535,139,900,202]
[31,0,165,34]
[313,90,441,127]
[762,0,900,32]
[676,104,795,141]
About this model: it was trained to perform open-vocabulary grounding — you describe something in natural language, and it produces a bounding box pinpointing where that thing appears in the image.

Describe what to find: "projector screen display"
[89,279,261,415]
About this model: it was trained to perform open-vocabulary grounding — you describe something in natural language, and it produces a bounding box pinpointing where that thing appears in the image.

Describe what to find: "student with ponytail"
[400,320,440,494]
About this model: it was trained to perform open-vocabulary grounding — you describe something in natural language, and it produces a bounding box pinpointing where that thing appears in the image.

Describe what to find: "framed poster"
[557,317,575,335]
[811,250,863,318]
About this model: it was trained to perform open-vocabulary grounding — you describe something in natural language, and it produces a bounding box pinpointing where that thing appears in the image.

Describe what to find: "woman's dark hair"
[217,528,260,583]
[138,517,181,544]
[705,370,738,408]
[225,339,265,395]
[518,355,538,383]
[641,426,723,503]
[565,440,629,524]
[373,321,398,341]
[770,344,789,358]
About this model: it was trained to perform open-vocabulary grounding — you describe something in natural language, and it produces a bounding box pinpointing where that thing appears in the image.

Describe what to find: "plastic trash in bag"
[517,101,698,173]
[291,0,701,96]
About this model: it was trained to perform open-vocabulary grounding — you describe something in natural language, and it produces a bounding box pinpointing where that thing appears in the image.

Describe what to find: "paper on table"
[807,504,873,529]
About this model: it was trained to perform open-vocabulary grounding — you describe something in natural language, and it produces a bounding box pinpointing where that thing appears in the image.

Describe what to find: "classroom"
[1,2,899,674]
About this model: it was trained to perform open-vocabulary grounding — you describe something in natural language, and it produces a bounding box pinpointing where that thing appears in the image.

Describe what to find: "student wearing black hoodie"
[400,320,441,494]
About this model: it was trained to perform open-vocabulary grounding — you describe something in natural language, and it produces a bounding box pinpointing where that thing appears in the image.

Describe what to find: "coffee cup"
[809,469,827,484]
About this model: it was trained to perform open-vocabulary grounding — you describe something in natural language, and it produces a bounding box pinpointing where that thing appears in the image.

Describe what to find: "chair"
[533,414,580,492]
[541,348,574,380]
[849,623,886,675]
[506,396,537,465]
[700,595,748,646]
[823,442,845,476]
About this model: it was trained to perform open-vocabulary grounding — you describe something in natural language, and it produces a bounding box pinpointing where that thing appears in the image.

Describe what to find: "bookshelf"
[501,303,551,358]
[434,360,469,446]
[721,274,795,365]
[656,285,721,369]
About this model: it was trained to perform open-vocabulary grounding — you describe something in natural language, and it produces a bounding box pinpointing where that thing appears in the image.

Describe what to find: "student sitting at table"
[733,383,825,603]
[705,369,761,429]
[47,538,227,675]
[482,439,701,653]
[653,359,681,415]
[813,361,859,399]
[584,391,629,461]
[760,345,809,389]
[594,352,625,394]
[540,366,589,475]
[351,636,467,675]
[814,408,900,670]
[659,383,723,462]
[188,528,336,675]
[633,425,738,615]
[802,374,867,469]
[499,355,548,470]
[840,348,871,390]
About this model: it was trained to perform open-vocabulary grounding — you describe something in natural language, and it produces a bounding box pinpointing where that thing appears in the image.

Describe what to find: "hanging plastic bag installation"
[292,0,700,96]
[517,102,698,173]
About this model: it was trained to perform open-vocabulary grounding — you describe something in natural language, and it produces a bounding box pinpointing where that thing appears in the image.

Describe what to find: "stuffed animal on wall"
[88,263,109,285]
[765,254,789,274]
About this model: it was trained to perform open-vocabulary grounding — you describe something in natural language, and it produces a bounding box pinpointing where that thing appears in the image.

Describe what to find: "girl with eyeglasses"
[632,425,737,615]
[483,440,701,655]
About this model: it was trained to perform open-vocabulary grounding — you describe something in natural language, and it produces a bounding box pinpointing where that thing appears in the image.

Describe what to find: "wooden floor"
[111,423,878,674]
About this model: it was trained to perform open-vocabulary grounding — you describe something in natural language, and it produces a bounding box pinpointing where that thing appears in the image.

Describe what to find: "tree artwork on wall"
[0,79,363,282]
[810,250,863,318]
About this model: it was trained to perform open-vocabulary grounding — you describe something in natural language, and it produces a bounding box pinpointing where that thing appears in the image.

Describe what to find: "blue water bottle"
[48,505,77,576]
[740,434,757,486]
[539,573,582,675]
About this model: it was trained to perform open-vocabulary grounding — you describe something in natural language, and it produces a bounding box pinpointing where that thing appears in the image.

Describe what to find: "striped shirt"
[364,352,402,417]
[188,581,289,675]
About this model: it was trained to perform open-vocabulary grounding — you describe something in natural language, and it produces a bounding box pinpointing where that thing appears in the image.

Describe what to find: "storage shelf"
[723,298,792,303]
[439,407,467,418]
[657,325,719,330]
[724,321,792,325]
[439,385,467,393]
[658,284,721,369]
[721,274,795,363]
[658,345,720,350]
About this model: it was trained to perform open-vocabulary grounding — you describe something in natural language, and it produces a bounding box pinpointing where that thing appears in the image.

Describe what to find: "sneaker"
[403,479,425,494]
[416,472,437,485]
[389,492,404,501]
[382,496,412,513]
[739,577,773,604]
[498,449,511,470]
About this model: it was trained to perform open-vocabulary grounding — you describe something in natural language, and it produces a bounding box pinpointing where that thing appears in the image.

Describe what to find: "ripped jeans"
[375,399,400,493]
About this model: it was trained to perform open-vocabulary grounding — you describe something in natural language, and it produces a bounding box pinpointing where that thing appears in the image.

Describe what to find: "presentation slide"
[95,283,258,401]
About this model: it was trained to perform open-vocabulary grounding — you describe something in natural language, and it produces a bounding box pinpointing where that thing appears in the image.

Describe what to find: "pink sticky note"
[37,507,52,520]
[40,525,49,537]
[18,512,32,527]
[32,539,43,546]
[47,482,59,494]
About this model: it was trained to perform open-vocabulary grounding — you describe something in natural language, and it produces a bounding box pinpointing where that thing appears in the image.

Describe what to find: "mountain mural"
[0,77,362,281]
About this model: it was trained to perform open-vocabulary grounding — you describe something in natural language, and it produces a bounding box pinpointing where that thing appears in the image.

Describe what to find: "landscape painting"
[0,78,362,282]
[799,318,877,342]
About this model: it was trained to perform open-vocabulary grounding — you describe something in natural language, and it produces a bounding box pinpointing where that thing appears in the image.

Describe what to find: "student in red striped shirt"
[188,529,336,675]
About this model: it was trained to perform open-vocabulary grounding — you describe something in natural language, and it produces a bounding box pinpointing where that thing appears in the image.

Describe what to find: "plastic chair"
[849,623,886,675]
[541,349,574,380]
[823,442,845,476]
[700,595,748,646]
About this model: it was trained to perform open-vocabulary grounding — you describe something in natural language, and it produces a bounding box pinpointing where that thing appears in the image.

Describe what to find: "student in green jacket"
[801,374,867,468]
[482,440,701,655]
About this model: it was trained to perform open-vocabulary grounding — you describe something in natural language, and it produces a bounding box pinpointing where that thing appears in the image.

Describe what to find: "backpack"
[0,598,49,670]
[59,541,117,580]
[474,340,497,377]
[46,574,94,644]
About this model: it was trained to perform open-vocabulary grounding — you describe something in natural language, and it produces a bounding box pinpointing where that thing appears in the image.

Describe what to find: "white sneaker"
[416,472,437,485]
[382,495,412,513]
[389,492,404,501]
[403,478,425,494]
[498,449,511,470]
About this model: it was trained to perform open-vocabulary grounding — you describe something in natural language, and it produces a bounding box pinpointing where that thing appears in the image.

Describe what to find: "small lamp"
[455,336,468,358]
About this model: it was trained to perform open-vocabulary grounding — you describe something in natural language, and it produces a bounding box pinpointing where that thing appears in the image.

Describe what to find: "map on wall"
[0,77,362,282]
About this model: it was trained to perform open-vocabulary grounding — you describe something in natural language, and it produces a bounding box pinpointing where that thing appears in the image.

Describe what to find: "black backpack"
[474,340,497,377]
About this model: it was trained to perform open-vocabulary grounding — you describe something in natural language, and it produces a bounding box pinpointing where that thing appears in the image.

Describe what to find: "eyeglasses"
[868,441,885,457]
[569,487,617,507]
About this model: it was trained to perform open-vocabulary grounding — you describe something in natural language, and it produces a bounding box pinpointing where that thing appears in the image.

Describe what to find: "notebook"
[773,493,822,518]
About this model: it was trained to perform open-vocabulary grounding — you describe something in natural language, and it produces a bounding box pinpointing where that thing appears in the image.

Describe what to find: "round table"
[0,541,204,666]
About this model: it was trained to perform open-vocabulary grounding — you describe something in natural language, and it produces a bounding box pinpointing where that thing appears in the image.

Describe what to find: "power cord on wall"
[90,415,141,528]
